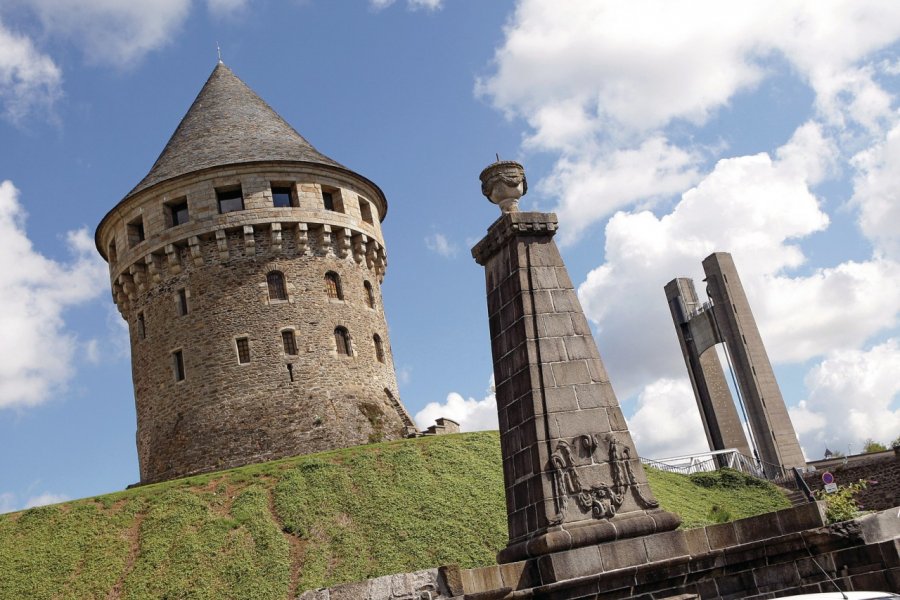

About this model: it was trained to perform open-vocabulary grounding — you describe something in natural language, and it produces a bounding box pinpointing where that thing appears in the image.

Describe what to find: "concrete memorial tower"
[472,161,680,566]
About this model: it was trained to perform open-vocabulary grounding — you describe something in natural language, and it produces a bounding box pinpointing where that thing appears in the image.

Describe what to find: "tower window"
[236,337,251,364]
[172,350,185,381]
[267,270,287,301]
[137,312,146,340]
[364,280,375,309]
[282,330,297,355]
[322,188,344,213]
[373,334,384,363]
[217,187,244,213]
[334,327,351,356]
[325,271,343,300]
[359,199,374,224]
[108,240,118,263]
[127,216,145,248]
[271,185,295,208]
[166,198,189,227]
[177,288,189,316]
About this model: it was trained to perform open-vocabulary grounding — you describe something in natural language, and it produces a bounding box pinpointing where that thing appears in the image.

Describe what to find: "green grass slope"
[0,432,789,599]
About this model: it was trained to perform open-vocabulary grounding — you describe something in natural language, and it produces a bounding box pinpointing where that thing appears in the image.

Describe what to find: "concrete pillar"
[664,277,752,459]
[472,161,680,564]
[702,252,806,474]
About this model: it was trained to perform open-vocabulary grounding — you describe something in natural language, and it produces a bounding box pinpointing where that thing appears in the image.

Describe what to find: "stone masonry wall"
[803,451,900,513]
[97,163,413,483]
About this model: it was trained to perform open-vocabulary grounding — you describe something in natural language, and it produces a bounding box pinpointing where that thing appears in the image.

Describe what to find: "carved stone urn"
[479,160,527,213]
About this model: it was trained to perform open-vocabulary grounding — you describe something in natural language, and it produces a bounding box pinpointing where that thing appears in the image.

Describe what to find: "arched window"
[282,329,297,355]
[267,271,287,301]
[334,326,351,356]
[373,334,385,363]
[364,280,375,309]
[325,271,343,300]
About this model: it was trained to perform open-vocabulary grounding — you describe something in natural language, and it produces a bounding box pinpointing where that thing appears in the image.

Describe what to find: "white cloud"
[24,0,191,67]
[478,1,900,239]
[0,490,69,513]
[370,0,442,11]
[207,0,248,17]
[850,120,900,259]
[541,137,702,244]
[396,365,412,385]
[0,180,108,409]
[23,492,69,509]
[414,379,498,432]
[789,339,900,457]
[0,17,61,122]
[577,122,900,405]
[425,232,458,258]
[0,492,15,514]
[628,378,708,460]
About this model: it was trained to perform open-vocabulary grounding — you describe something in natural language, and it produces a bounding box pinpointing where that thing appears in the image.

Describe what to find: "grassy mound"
[0,432,790,599]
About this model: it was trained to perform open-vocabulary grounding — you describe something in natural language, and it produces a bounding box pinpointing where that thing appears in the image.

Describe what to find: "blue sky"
[1,0,899,512]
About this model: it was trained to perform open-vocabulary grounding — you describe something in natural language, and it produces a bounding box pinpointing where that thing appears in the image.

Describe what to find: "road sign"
[824,482,838,493]
[822,471,835,485]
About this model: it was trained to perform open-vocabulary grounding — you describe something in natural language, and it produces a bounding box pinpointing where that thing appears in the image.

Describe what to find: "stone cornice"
[471,211,558,265]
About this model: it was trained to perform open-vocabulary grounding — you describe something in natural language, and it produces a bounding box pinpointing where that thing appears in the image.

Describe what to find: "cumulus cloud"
[0,17,61,122]
[23,0,191,67]
[789,340,900,457]
[628,378,708,460]
[0,181,108,409]
[574,122,898,397]
[425,232,458,258]
[414,379,498,432]
[478,0,900,239]
[850,120,900,259]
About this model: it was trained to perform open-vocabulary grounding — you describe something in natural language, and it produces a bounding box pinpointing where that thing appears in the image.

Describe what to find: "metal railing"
[641,448,791,484]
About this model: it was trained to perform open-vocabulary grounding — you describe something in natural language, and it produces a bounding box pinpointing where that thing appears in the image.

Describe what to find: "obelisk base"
[498,508,680,563]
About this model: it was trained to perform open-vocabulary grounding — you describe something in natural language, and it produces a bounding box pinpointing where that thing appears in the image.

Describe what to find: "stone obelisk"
[472,161,680,564]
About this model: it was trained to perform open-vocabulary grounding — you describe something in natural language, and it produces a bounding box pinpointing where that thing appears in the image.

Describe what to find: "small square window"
[272,185,295,208]
[108,240,118,263]
[166,198,189,227]
[236,337,251,364]
[173,350,185,381]
[177,288,189,316]
[359,199,374,224]
[127,216,145,248]
[217,187,244,213]
[322,188,344,213]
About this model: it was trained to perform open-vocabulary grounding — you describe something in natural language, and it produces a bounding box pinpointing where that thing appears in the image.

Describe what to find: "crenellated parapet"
[108,218,387,315]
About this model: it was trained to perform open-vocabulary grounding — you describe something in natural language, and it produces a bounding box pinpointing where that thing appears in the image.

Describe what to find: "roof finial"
[216,42,223,64]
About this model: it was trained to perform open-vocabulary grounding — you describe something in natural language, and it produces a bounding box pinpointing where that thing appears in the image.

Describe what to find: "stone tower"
[665,252,805,475]
[95,63,415,484]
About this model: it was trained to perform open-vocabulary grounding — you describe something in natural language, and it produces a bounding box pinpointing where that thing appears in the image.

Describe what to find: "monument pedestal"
[471,189,679,564]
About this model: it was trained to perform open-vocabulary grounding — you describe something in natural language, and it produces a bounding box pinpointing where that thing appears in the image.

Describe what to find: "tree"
[862,438,888,453]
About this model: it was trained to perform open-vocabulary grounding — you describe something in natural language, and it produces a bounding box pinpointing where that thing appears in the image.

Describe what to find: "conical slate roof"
[125,62,343,199]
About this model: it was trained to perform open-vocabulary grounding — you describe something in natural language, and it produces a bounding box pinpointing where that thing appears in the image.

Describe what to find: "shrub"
[815,480,867,524]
